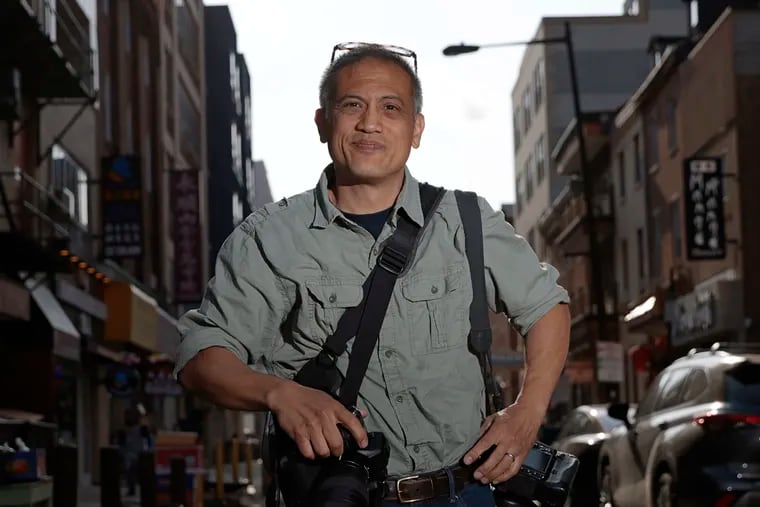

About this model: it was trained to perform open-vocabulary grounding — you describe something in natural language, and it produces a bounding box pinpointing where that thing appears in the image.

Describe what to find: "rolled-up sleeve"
[174,219,286,377]
[480,197,569,336]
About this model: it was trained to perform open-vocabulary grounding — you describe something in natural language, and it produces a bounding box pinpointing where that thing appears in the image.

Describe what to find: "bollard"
[215,439,224,499]
[138,450,157,507]
[51,443,78,507]
[100,446,122,507]
[231,437,239,484]
[169,455,186,506]
[244,439,253,486]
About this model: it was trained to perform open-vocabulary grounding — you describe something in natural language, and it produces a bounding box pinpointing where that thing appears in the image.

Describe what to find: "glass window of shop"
[177,0,200,79]
[179,82,201,166]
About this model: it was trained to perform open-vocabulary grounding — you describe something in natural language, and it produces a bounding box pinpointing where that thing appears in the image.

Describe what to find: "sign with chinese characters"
[170,170,203,303]
[102,155,143,258]
[683,157,725,260]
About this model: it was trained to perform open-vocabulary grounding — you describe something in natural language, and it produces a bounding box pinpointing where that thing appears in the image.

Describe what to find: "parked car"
[550,404,632,506]
[598,343,760,507]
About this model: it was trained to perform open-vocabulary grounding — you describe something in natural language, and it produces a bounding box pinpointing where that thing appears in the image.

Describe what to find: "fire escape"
[0,0,98,280]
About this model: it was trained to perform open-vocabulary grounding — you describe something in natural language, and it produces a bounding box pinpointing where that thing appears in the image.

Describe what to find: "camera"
[270,407,390,507]
[491,441,579,507]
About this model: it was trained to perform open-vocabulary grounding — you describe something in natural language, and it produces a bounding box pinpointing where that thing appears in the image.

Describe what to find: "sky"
[206,0,624,209]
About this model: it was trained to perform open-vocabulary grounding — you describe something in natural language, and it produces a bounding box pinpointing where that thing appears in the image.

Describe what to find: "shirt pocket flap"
[402,272,462,302]
[307,283,364,308]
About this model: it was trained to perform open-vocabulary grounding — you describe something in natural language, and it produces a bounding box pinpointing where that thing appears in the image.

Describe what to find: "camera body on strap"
[267,352,391,507]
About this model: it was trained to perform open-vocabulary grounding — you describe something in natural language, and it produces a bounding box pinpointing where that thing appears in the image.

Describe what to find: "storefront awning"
[104,281,157,352]
[25,279,81,361]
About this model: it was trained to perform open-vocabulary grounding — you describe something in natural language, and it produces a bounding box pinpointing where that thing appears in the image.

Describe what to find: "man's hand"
[463,402,544,484]
[267,380,368,460]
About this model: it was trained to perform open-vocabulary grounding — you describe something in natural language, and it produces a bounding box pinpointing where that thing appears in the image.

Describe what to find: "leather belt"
[384,465,479,504]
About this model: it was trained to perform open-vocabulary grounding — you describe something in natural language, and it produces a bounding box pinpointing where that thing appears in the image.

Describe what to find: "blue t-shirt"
[343,207,392,240]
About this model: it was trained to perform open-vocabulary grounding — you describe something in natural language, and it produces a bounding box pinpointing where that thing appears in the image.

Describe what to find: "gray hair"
[319,44,423,116]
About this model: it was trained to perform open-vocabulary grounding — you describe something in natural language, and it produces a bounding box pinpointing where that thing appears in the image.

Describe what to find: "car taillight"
[694,413,760,431]
[714,492,738,507]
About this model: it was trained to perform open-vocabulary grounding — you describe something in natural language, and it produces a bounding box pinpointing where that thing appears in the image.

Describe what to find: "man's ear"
[315,108,329,143]
[412,113,425,149]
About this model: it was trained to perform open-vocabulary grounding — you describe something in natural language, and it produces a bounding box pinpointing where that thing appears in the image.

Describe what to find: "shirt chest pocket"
[401,270,469,356]
[306,282,364,339]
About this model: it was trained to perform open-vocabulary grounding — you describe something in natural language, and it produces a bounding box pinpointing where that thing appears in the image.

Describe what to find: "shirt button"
[395,395,403,404]
[413,445,420,454]
[384,350,393,358]
[431,285,439,294]
[328,293,337,303]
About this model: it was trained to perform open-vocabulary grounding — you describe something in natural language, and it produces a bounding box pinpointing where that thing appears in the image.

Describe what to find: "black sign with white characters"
[683,157,725,260]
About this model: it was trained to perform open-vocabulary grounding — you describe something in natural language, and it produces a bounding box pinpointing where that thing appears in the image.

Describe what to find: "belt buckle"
[396,474,435,504]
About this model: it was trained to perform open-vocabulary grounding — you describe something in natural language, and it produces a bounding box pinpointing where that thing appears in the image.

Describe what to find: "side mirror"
[608,402,632,429]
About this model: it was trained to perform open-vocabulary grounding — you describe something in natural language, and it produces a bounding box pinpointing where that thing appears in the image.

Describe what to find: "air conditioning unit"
[0,67,22,121]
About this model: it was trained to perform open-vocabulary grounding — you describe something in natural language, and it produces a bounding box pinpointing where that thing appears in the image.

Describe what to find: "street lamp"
[444,22,609,403]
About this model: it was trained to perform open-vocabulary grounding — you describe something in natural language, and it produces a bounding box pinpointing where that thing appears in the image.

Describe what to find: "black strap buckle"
[378,243,408,276]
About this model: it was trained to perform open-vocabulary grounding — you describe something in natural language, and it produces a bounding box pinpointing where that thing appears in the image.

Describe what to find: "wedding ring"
[505,452,516,464]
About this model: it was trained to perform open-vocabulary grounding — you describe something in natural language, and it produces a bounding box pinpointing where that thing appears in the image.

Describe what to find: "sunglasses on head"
[330,42,418,74]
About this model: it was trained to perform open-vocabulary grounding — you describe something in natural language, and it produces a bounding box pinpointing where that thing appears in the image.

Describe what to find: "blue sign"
[102,156,143,258]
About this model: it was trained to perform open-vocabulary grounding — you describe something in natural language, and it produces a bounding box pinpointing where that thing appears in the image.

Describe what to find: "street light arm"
[442,37,568,56]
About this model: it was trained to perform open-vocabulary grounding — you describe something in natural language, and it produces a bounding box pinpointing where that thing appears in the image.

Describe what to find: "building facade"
[204,5,254,273]
[618,7,760,400]
[512,0,689,253]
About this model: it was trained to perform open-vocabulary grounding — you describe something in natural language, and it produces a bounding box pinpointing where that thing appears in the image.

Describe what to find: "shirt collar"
[311,165,425,229]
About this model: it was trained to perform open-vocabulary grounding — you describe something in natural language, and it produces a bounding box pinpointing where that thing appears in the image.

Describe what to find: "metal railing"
[0,167,94,258]
[25,0,95,94]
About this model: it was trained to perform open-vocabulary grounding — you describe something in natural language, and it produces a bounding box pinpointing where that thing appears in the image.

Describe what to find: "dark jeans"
[383,483,496,507]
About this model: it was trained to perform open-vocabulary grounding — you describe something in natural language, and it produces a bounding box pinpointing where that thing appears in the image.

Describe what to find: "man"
[175,43,570,506]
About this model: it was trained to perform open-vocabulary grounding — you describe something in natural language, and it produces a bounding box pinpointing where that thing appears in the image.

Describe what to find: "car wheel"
[655,471,676,507]
[598,462,614,507]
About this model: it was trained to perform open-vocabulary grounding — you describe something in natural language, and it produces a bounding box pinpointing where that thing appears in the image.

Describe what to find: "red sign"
[170,170,203,303]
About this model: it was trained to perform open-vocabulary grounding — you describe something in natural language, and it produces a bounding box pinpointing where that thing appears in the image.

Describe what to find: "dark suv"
[598,343,760,507]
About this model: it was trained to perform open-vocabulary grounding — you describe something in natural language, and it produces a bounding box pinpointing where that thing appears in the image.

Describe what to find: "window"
[123,2,131,53]
[621,239,629,292]
[165,49,175,135]
[102,0,109,17]
[125,101,133,152]
[516,175,525,215]
[179,82,200,165]
[633,134,642,183]
[246,159,255,207]
[655,368,690,412]
[534,60,544,110]
[513,108,522,150]
[140,37,150,87]
[618,150,626,199]
[177,0,200,78]
[525,155,534,201]
[690,0,699,28]
[232,192,244,226]
[651,210,662,278]
[51,145,89,227]
[647,113,659,167]
[164,0,173,27]
[522,88,532,133]
[230,52,241,115]
[103,73,112,143]
[637,371,670,418]
[244,96,251,140]
[231,123,242,185]
[535,135,546,184]
[671,200,682,259]
[667,98,678,153]
[636,228,645,279]
[143,135,152,193]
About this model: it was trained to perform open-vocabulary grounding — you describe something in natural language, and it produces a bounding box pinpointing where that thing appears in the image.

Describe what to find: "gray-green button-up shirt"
[175,166,569,476]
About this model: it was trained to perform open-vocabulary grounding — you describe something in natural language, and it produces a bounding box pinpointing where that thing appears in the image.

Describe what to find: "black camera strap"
[454,190,505,416]
[295,183,446,408]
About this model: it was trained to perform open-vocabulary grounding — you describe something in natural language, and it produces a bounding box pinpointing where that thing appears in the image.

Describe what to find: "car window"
[577,415,601,434]
[655,367,691,411]
[681,369,708,404]
[556,412,584,440]
[637,371,670,418]
[724,361,760,407]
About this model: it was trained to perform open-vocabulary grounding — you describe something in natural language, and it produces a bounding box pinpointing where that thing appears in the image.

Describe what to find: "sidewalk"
[78,482,140,507]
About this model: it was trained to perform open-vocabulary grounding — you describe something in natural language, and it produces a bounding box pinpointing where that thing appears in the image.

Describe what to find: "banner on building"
[683,157,725,260]
[102,155,143,258]
[171,170,203,303]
